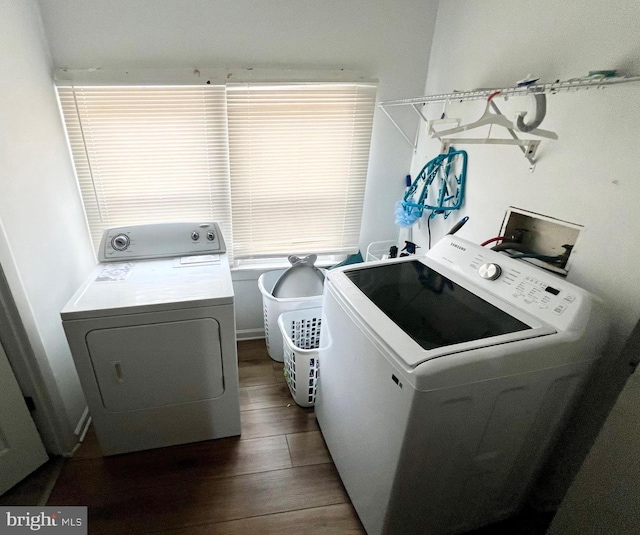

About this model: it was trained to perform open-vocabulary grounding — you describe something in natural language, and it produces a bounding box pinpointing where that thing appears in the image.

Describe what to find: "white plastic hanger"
[427,99,461,136]
[432,92,558,140]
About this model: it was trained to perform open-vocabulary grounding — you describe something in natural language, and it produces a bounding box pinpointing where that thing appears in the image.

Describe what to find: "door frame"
[0,262,70,455]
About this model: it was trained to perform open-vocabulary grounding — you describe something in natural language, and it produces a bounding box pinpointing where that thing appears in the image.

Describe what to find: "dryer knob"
[111,234,130,251]
[479,263,502,281]
[191,231,200,241]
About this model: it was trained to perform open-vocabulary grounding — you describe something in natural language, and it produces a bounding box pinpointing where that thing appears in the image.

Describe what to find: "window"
[227,84,376,259]
[57,85,233,253]
[57,82,376,263]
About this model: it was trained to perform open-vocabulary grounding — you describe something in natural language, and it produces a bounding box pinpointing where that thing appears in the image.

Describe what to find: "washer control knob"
[111,234,130,251]
[479,263,502,281]
[191,231,200,241]
[206,231,215,241]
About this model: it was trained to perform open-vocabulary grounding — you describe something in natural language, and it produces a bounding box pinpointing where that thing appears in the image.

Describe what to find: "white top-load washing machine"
[315,236,608,535]
[61,222,240,455]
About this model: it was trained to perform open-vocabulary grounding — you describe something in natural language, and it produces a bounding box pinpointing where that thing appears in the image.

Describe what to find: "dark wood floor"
[47,340,364,534]
[47,339,553,534]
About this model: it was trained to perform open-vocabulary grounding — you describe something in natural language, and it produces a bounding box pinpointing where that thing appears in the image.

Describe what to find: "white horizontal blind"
[57,85,233,256]
[227,83,377,259]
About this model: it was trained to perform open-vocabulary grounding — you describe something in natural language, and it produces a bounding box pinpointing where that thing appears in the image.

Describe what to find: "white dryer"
[315,236,609,535]
[61,222,240,455]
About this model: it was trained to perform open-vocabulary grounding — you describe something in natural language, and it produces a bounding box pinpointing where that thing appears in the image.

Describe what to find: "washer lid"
[61,255,233,320]
[327,256,555,369]
[345,260,532,351]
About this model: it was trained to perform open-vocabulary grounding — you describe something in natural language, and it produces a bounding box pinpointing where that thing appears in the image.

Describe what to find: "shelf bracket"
[490,101,538,171]
[378,104,418,151]
[439,138,539,170]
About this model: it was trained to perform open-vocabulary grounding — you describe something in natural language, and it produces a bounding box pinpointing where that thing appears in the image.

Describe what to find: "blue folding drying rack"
[401,148,468,220]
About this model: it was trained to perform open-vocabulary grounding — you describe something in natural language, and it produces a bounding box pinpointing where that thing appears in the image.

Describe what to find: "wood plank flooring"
[46,339,553,535]
[47,340,364,534]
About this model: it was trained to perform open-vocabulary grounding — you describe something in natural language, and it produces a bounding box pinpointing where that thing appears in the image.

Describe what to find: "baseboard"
[236,328,265,341]
[73,406,91,438]
[64,415,92,458]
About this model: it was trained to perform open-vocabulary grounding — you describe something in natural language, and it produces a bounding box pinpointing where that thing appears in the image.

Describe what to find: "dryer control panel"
[99,222,226,262]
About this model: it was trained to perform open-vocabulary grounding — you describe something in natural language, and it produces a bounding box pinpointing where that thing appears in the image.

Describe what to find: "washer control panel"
[99,222,226,261]
[427,236,588,330]
[469,252,578,318]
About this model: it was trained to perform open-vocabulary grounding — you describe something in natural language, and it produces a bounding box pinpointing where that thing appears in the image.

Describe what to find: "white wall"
[548,323,640,534]
[232,270,267,339]
[37,0,439,335]
[412,0,640,347]
[0,0,95,454]
[411,0,640,506]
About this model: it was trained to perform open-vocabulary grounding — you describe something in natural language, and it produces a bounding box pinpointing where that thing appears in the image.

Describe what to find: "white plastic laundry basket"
[258,270,323,362]
[277,308,322,408]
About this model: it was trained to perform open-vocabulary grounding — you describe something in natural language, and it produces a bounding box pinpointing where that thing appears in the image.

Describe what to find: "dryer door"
[86,318,224,412]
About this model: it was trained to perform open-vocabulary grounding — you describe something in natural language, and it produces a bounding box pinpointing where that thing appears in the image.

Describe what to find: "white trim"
[73,406,90,436]
[236,329,265,341]
[79,416,92,443]
[0,220,75,455]
[64,416,92,459]
[54,67,375,86]
[232,254,346,273]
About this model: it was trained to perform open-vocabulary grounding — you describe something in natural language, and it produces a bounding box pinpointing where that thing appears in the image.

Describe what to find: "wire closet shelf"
[379,75,640,108]
[378,75,640,169]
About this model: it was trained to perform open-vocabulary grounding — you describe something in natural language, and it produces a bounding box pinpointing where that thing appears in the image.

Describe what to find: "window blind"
[57,85,233,256]
[226,83,377,259]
